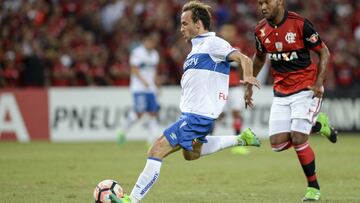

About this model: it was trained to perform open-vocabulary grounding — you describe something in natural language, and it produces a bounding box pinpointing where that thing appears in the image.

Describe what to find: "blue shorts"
[133,92,160,113]
[163,113,215,151]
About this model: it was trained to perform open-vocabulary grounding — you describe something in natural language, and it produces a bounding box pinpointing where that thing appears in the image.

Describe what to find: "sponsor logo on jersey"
[306,33,319,43]
[219,92,228,101]
[183,57,199,69]
[265,38,271,44]
[285,32,296,44]
[275,42,283,52]
[269,51,299,61]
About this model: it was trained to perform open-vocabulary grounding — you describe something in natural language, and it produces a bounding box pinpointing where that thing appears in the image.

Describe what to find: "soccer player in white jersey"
[112,1,261,202]
[125,33,160,144]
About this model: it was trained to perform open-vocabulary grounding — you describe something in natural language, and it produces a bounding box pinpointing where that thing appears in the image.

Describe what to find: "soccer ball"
[94,179,124,203]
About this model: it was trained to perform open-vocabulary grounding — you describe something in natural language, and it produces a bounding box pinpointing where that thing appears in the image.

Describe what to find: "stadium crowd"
[1,0,359,90]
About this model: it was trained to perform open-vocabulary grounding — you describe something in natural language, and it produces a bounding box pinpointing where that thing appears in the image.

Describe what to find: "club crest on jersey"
[306,33,319,43]
[275,42,283,52]
[285,32,296,44]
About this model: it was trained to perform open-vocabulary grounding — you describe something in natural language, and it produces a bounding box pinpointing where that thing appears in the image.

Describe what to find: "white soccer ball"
[94,179,124,203]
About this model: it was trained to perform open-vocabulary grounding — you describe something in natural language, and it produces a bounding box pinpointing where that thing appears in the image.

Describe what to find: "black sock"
[311,122,321,133]
[308,180,320,189]
[302,160,320,190]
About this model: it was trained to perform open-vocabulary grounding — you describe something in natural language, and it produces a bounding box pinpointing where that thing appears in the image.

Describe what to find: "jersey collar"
[191,32,215,45]
[267,10,288,28]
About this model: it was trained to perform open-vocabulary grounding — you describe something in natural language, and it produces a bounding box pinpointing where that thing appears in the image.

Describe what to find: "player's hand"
[240,76,261,89]
[307,84,324,98]
[244,84,254,109]
[241,76,260,109]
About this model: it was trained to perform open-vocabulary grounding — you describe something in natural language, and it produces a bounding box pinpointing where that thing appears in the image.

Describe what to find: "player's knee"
[183,152,200,161]
[269,133,292,152]
[290,132,308,146]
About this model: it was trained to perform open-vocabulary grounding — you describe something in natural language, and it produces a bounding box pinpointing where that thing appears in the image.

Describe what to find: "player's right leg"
[111,135,178,203]
[117,135,180,203]
[120,114,197,203]
[268,96,293,152]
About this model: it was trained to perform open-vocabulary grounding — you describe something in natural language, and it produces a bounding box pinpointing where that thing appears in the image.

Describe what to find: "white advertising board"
[49,87,274,141]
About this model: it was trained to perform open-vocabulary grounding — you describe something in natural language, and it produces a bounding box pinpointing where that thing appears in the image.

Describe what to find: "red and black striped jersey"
[255,10,324,96]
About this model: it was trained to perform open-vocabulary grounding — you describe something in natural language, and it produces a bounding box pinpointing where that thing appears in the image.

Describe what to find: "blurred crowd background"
[1,0,360,90]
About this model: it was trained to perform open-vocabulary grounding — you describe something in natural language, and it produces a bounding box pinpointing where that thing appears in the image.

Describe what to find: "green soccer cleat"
[302,187,321,202]
[110,194,131,203]
[316,112,337,143]
[237,128,261,147]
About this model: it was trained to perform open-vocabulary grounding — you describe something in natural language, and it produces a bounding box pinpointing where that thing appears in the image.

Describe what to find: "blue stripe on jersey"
[183,53,230,75]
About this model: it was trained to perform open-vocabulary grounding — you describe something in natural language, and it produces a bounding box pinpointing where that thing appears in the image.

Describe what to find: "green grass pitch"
[1,134,360,203]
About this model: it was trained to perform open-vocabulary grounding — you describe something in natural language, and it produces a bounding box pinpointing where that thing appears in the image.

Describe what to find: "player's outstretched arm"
[228,50,260,108]
[227,50,260,89]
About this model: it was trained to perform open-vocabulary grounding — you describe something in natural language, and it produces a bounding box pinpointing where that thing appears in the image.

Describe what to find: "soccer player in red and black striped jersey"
[245,0,337,201]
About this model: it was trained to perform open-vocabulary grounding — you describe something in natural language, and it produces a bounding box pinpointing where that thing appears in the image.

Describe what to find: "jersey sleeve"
[210,38,237,62]
[303,19,323,49]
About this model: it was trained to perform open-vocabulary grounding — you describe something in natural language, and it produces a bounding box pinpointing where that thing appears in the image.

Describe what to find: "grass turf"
[0,134,360,203]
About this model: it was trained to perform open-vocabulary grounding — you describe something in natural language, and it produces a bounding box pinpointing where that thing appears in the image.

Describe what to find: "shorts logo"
[170,132,177,140]
[285,32,296,44]
[180,121,187,128]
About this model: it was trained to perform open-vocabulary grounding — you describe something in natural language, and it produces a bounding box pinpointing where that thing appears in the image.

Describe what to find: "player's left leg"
[311,112,337,143]
[291,120,321,201]
[307,93,337,143]
[290,91,324,201]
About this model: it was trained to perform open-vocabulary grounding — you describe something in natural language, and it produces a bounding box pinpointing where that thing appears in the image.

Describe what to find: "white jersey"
[129,45,159,93]
[180,32,237,119]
